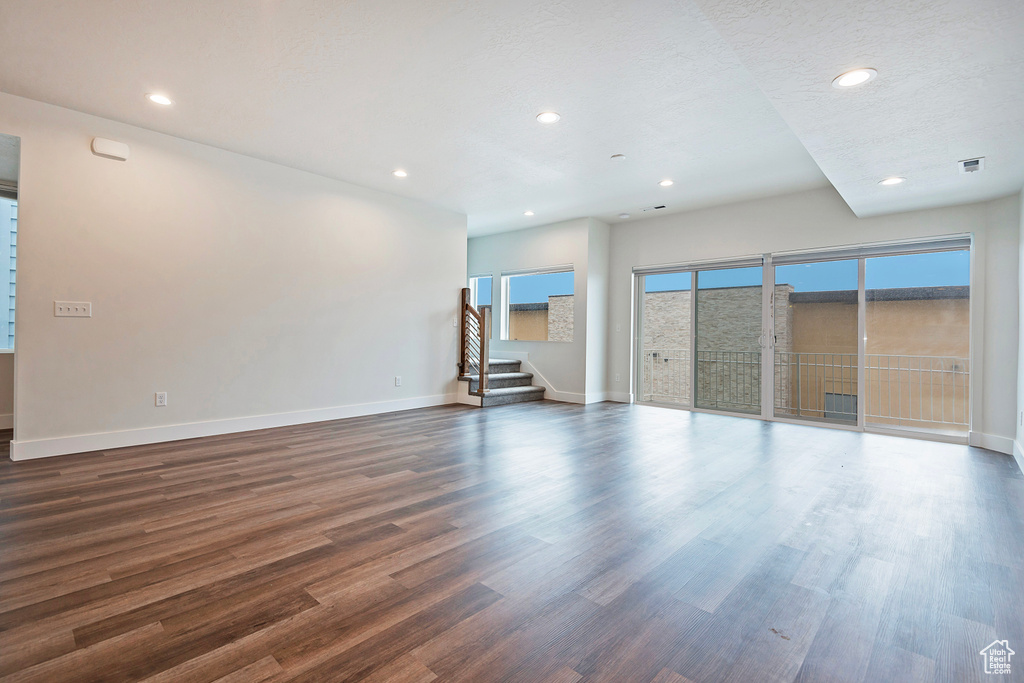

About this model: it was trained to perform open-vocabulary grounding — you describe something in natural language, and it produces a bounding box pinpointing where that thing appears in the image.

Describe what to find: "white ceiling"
[0,0,827,235]
[0,1,1020,234]
[693,0,1024,217]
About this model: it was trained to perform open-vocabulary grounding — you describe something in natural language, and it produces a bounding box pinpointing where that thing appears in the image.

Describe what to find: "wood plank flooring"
[1,402,1022,682]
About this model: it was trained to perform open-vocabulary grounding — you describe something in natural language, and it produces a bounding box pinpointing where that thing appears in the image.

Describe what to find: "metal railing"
[641,349,970,430]
[774,352,858,422]
[864,354,969,428]
[459,288,489,395]
[641,349,690,404]
[695,350,761,412]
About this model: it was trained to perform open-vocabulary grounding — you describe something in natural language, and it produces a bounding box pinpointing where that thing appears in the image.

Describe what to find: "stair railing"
[459,288,490,395]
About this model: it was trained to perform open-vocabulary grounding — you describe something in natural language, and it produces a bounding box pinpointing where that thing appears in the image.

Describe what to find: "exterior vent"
[641,205,667,212]
[958,157,984,174]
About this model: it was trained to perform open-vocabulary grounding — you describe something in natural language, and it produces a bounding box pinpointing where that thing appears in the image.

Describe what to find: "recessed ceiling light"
[146,93,173,106]
[536,112,560,124]
[659,179,674,187]
[524,210,535,216]
[392,169,408,178]
[618,213,630,219]
[831,68,877,88]
[878,176,905,185]
[610,154,626,162]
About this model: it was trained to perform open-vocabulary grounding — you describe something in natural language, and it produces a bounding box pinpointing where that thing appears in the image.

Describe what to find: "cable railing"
[458,288,489,395]
[641,349,970,430]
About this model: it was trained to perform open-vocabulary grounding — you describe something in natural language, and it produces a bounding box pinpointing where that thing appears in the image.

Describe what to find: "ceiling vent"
[641,205,667,212]
[958,157,984,174]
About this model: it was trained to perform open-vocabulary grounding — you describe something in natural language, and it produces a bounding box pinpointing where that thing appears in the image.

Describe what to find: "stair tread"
[458,372,533,382]
[483,385,545,395]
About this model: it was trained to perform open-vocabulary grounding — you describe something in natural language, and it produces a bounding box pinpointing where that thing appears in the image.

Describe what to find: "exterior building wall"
[547,295,574,342]
[508,308,548,341]
[507,295,575,342]
[785,296,970,429]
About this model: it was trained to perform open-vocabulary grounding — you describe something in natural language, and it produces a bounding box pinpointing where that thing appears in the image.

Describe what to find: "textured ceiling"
[693,0,1024,217]
[0,134,18,184]
[2,1,1019,231]
[0,0,827,235]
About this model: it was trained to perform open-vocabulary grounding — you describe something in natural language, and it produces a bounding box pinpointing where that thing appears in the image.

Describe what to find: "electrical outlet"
[155,392,167,407]
[54,301,92,317]
[394,376,402,387]
[615,373,621,382]
[615,324,621,332]
[452,316,458,327]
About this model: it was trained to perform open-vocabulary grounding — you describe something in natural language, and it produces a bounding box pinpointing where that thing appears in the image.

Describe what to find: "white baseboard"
[0,413,11,430]
[549,390,586,404]
[967,431,1014,455]
[10,394,457,461]
[1013,440,1024,475]
[604,391,632,403]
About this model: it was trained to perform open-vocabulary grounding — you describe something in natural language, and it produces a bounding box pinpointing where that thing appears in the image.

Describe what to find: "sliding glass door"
[864,251,970,435]
[694,266,763,414]
[634,237,972,441]
[639,272,692,405]
[773,259,859,424]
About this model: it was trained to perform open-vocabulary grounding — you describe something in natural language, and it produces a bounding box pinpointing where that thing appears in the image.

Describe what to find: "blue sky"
[508,271,573,303]
[472,272,575,305]
[644,251,969,292]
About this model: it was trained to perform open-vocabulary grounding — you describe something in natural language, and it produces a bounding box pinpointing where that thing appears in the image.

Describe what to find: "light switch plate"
[54,301,92,317]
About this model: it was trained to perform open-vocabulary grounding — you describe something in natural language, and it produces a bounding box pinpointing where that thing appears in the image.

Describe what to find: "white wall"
[1016,189,1024,468]
[1,93,467,459]
[467,217,609,402]
[606,186,1020,453]
[586,221,611,402]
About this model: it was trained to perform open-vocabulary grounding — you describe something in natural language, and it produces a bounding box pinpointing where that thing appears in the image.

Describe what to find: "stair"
[458,358,546,407]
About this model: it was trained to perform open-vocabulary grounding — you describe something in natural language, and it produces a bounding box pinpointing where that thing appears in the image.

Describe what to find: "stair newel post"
[480,307,490,394]
[459,287,470,376]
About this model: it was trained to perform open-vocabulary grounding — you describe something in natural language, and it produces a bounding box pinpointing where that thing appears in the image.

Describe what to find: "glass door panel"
[773,259,859,424]
[695,267,762,414]
[864,251,970,434]
[640,272,692,405]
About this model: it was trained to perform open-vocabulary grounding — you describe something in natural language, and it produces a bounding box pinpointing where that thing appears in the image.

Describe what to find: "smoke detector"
[958,157,984,174]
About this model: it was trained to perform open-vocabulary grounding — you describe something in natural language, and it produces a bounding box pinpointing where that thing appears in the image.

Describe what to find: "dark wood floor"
[1,402,1022,682]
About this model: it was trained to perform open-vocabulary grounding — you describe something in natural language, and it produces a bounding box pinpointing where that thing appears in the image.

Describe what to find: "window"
[502,268,574,342]
[0,197,15,350]
[469,275,492,337]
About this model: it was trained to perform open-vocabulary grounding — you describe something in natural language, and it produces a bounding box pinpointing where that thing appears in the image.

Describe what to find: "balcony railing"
[641,349,690,404]
[774,352,858,422]
[641,349,970,430]
[864,354,969,429]
[695,350,761,413]
[640,349,761,411]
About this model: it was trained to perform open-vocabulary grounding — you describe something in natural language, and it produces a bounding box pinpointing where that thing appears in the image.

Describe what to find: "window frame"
[499,265,575,343]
